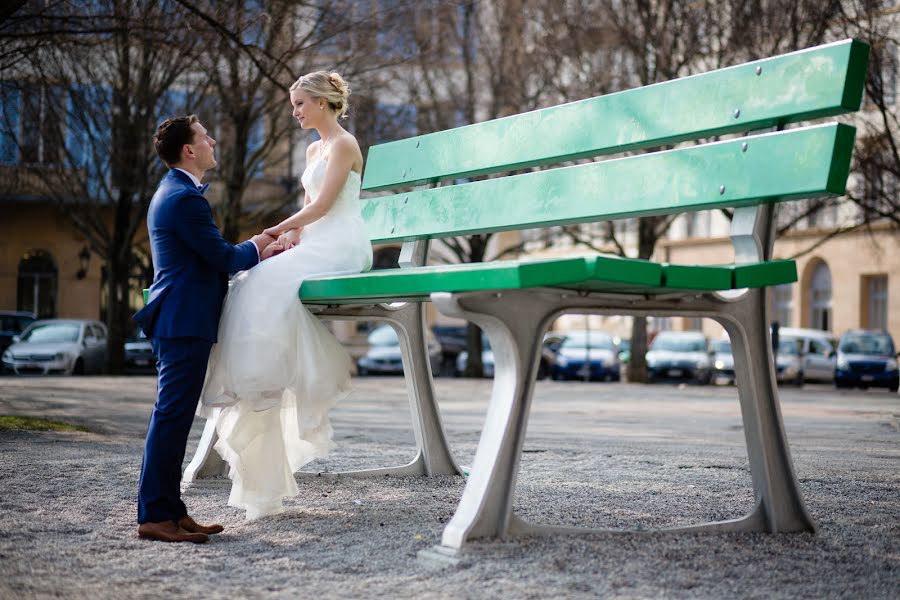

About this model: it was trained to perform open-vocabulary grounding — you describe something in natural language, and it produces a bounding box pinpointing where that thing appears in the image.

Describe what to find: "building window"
[770,283,793,327]
[17,250,58,319]
[862,274,888,331]
[809,261,832,331]
[19,83,65,165]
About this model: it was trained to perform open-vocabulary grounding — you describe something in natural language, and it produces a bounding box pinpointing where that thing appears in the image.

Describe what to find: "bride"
[199,71,373,520]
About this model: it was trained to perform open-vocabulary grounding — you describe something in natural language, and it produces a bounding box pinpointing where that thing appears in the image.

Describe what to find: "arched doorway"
[808,261,832,331]
[17,250,58,318]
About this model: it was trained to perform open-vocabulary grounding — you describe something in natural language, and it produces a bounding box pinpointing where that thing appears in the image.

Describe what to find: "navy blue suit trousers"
[137,337,212,524]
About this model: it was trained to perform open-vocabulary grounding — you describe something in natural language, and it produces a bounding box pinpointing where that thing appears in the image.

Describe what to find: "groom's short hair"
[154,115,200,166]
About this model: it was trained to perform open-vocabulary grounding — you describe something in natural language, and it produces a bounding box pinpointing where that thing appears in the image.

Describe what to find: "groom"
[133,115,282,543]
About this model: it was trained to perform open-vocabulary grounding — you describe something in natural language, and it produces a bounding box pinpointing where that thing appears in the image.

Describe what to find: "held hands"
[250,233,275,255]
[277,228,302,250]
[262,224,287,238]
[249,232,284,261]
[260,240,285,260]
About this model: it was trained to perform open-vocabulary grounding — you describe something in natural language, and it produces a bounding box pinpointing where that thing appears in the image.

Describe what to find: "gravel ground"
[0,376,897,599]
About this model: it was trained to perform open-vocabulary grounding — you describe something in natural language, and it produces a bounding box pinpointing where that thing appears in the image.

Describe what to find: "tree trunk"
[626,216,662,383]
[462,234,488,377]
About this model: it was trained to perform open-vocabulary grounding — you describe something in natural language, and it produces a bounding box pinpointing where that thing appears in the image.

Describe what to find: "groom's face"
[187,122,217,171]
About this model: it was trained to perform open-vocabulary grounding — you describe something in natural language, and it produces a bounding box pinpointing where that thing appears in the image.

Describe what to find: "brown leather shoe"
[138,520,209,544]
[178,515,224,535]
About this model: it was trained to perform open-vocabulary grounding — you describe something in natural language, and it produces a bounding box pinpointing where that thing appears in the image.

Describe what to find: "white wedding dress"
[199,148,372,520]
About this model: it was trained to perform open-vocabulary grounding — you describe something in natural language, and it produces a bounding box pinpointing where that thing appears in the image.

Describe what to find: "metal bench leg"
[183,414,227,483]
[717,291,816,533]
[299,302,462,478]
[185,302,462,482]
[430,291,555,549]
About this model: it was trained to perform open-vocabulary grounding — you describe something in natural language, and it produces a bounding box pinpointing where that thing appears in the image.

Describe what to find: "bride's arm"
[264,137,357,237]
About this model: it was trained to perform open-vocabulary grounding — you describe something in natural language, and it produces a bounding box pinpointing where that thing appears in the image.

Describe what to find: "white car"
[1,319,108,375]
[646,331,711,384]
[775,327,835,385]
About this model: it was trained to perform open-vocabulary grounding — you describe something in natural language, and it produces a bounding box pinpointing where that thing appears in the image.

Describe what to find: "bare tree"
[0,0,204,372]
[838,0,900,231]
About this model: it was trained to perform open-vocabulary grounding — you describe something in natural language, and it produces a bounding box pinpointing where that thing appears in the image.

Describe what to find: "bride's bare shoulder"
[334,133,363,168]
[306,140,322,158]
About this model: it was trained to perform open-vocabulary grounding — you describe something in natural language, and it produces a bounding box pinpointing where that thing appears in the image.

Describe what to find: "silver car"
[1,319,108,375]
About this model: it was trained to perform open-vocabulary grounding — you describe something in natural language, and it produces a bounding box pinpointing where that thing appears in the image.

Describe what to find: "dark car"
[0,311,36,358]
[550,330,620,381]
[834,330,899,392]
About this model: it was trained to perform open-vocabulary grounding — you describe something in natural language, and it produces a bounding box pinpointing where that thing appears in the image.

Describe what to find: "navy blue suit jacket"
[133,169,259,342]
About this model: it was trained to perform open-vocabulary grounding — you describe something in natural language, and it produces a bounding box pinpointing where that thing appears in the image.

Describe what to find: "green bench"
[182,39,868,550]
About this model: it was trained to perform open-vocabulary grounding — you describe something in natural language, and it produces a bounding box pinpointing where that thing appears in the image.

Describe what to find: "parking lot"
[0,375,897,598]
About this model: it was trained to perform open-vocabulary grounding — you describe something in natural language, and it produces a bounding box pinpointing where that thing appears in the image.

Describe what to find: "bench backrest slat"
[362,39,868,192]
[362,123,855,243]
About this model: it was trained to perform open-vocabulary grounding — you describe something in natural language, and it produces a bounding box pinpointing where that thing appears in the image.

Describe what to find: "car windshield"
[20,323,81,343]
[650,336,706,352]
[778,339,801,355]
[839,334,894,356]
[368,326,399,347]
[711,339,731,353]
[561,332,615,350]
[0,315,34,333]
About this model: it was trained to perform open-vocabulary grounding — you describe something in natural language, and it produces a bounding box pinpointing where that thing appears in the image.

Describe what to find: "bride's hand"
[277,228,302,249]
[263,225,284,238]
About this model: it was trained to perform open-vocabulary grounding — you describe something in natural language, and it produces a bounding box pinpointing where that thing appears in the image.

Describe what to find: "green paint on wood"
[361,124,855,243]
[363,39,869,191]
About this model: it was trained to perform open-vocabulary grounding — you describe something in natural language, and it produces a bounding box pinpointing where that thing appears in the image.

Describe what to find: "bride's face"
[290,88,322,130]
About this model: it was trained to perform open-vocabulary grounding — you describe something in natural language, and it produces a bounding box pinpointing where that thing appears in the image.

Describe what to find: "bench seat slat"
[299,256,797,304]
[362,39,868,191]
[363,123,856,243]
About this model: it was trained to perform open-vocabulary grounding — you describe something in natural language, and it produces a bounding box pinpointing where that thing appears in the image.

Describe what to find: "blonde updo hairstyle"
[291,71,351,120]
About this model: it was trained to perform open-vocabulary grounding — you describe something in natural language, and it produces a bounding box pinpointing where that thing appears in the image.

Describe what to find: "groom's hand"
[250,233,275,255]
[260,241,285,261]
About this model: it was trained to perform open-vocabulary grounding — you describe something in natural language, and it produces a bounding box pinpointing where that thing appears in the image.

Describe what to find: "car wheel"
[72,358,85,376]
[536,360,549,380]
[890,385,899,393]
[356,366,368,376]
[794,372,804,387]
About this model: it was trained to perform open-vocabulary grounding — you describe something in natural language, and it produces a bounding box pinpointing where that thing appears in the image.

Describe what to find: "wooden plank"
[362,39,869,191]
[361,123,856,243]
[300,257,593,302]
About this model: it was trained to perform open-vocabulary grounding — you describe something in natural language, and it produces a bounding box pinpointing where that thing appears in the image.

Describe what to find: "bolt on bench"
[157,39,868,550]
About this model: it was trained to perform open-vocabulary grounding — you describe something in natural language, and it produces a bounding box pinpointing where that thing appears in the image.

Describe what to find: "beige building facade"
[660,222,900,344]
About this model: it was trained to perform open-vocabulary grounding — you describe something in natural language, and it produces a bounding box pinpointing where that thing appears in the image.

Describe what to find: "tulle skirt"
[199,212,372,519]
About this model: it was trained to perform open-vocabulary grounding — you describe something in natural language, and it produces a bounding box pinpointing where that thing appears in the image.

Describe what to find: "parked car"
[646,331,711,384]
[550,330,620,381]
[1,319,108,375]
[0,311,36,356]
[356,324,442,376]
[834,330,899,392]
[124,326,156,374]
[710,337,735,384]
[775,327,835,386]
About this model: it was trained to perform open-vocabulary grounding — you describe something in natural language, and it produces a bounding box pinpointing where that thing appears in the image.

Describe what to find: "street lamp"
[76,246,91,280]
